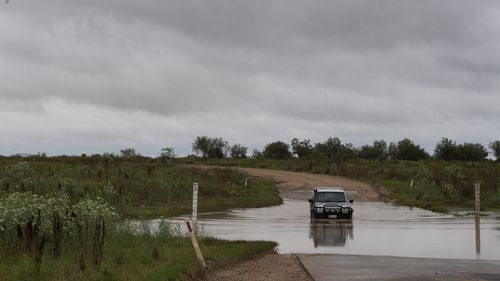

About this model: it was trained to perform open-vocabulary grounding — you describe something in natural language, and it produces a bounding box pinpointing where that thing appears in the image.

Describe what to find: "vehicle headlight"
[316,208,323,213]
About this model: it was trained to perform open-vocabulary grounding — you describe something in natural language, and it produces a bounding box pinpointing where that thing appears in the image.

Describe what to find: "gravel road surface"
[202,253,313,281]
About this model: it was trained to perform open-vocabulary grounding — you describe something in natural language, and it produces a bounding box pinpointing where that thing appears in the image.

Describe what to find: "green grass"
[375,179,457,213]
[118,176,281,219]
[0,160,282,219]
[180,157,500,212]
[0,231,277,281]
[0,158,282,280]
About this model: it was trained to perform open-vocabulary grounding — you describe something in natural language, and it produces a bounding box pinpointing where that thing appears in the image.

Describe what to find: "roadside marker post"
[475,183,480,216]
[474,183,481,255]
[192,182,198,227]
[185,220,207,268]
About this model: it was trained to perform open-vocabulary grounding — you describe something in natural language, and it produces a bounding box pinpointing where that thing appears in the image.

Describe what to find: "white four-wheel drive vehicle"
[309,187,353,219]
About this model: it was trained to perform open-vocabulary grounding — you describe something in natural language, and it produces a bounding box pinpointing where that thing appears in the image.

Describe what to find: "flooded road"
[164,199,500,261]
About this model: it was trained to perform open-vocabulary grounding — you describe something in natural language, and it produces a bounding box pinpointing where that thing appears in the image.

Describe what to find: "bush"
[490,141,500,161]
[434,138,457,160]
[192,136,229,158]
[263,141,292,159]
[454,143,488,161]
[291,138,313,159]
[391,138,429,161]
[230,144,248,159]
[358,140,387,160]
[313,137,357,160]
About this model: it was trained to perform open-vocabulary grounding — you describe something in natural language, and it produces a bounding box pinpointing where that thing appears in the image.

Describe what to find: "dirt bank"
[240,167,386,202]
[201,253,313,281]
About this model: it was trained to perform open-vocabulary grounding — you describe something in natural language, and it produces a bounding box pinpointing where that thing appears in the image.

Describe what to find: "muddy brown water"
[155,167,500,260]
[154,199,500,261]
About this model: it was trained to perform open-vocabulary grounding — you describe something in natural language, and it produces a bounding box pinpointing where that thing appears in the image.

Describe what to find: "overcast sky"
[1,0,499,157]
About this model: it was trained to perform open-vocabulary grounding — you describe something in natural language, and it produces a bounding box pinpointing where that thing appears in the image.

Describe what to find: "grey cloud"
[1,0,500,155]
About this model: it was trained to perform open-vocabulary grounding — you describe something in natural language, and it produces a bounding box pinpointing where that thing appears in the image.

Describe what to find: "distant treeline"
[191,136,500,162]
[2,137,499,162]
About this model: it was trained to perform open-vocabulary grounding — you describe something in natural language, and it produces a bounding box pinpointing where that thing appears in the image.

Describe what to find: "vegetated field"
[181,157,500,213]
[0,156,281,280]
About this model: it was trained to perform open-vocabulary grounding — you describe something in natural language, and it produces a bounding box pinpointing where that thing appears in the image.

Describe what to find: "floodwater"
[158,199,500,261]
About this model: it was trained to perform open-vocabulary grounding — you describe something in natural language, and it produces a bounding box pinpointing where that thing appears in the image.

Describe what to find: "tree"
[454,143,488,161]
[192,136,228,158]
[339,142,357,159]
[358,140,387,160]
[490,141,500,161]
[251,149,263,159]
[392,138,429,161]
[314,137,342,159]
[230,144,248,159]
[263,141,292,159]
[159,147,175,162]
[206,137,228,158]
[120,148,140,159]
[434,138,457,160]
[291,138,313,159]
[192,136,211,158]
[387,142,397,159]
[313,137,356,160]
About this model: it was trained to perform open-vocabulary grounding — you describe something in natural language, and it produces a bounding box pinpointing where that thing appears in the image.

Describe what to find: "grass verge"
[374,179,457,213]
[119,176,282,219]
[0,231,277,281]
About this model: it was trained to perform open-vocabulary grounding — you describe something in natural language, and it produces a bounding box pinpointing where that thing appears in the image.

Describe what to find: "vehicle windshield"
[316,192,346,202]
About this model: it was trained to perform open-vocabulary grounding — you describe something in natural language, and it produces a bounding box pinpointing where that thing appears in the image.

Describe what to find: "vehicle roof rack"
[315,187,345,191]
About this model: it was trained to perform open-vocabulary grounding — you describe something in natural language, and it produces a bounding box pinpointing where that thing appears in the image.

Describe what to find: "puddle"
[150,199,500,260]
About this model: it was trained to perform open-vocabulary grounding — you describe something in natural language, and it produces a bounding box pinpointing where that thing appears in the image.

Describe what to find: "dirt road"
[202,253,313,281]
[240,167,385,202]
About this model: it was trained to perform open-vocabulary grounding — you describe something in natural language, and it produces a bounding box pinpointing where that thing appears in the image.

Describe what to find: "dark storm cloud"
[1,0,499,155]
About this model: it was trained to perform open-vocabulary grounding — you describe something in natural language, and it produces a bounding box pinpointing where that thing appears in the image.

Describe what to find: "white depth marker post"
[192,182,198,227]
[474,183,481,255]
[475,183,480,216]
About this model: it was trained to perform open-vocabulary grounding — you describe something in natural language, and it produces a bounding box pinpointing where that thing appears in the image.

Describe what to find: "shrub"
[392,138,429,161]
[358,140,388,160]
[454,143,488,161]
[263,141,292,159]
[434,138,457,160]
[192,136,229,158]
[291,138,313,159]
[230,144,248,159]
[490,141,500,161]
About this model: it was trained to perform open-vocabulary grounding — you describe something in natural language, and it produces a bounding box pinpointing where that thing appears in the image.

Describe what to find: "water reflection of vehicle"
[309,221,354,247]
